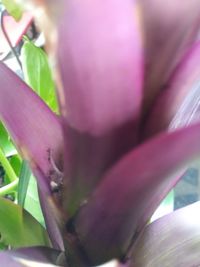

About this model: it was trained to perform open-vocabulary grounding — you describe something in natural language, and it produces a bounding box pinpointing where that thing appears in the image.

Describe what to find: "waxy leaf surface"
[131,201,200,267]
[0,247,65,267]
[57,0,144,214]
[75,122,200,264]
[143,42,200,138]
[140,0,200,113]
[0,62,63,192]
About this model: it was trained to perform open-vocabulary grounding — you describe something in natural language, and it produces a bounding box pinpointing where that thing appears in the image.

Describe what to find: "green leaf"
[0,243,7,250]
[2,0,23,21]
[8,154,21,176]
[4,154,21,187]
[18,160,31,207]
[0,122,17,157]
[0,233,7,250]
[24,175,45,227]
[21,37,58,112]
[0,197,50,248]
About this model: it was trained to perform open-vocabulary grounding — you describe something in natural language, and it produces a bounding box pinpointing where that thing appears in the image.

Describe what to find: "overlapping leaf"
[75,122,200,264]
[143,41,200,138]
[57,0,144,214]
[0,247,65,266]
[0,197,50,248]
[0,62,63,193]
[131,201,200,267]
[140,0,200,113]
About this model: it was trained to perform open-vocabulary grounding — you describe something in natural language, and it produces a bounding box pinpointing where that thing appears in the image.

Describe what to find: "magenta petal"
[131,201,200,267]
[140,0,200,113]
[143,41,200,139]
[0,62,63,190]
[74,122,200,264]
[58,0,143,135]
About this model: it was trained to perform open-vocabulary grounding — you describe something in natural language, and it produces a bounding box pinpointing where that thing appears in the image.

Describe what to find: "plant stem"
[0,147,18,182]
[0,179,18,196]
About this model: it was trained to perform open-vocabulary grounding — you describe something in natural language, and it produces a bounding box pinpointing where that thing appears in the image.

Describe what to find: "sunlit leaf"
[0,197,50,247]
[4,155,21,194]
[9,154,21,176]
[25,175,45,227]
[2,0,23,21]
[21,37,58,112]
[0,122,17,157]
[18,160,31,207]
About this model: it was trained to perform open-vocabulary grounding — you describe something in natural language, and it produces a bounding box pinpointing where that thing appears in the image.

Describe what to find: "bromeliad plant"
[1,0,200,266]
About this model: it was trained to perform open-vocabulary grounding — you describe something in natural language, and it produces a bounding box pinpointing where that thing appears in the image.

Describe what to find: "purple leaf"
[143,41,200,138]
[131,201,200,267]
[58,0,143,135]
[0,62,64,249]
[38,189,64,251]
[62,123,141,215]
[57,0,143,214]
[74,122,200,264]
[0,247,66,266]
[140,0,200,113]
[0,62,63,193]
